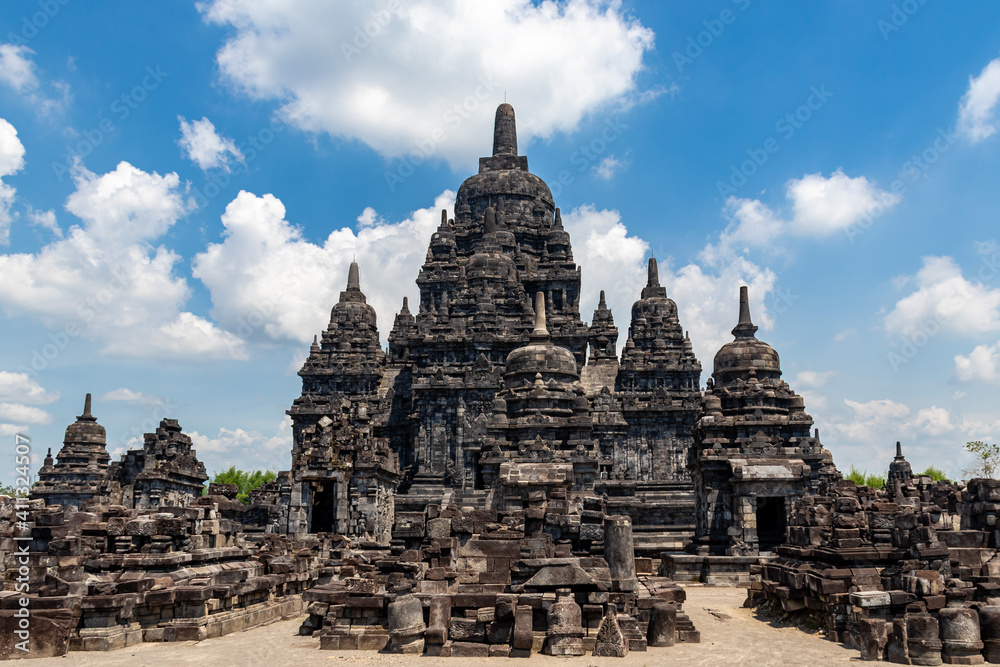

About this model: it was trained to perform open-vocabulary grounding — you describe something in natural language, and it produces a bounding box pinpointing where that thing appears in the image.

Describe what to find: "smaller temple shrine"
[101,418,209,510]
[286,259,400,541]
[31,394,111,509]
[665,286,838,583]
[479,291,600,510]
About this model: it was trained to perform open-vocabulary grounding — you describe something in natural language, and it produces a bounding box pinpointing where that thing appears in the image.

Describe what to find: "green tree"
[864,473,885,490]
[964,441,1000,479]
[208,466,277,505]
[918,466,949,482]
[0,484,28,497]
[845,465,884,489]
[846,465,865,486]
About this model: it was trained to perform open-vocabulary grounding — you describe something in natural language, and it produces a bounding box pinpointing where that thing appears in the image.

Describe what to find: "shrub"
[918,466,948,482]
[845,465,884,489]
[209,466,277,505]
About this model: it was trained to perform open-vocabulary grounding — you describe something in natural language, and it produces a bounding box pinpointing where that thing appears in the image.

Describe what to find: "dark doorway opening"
[756,496,786,551]
[310,482,335,533]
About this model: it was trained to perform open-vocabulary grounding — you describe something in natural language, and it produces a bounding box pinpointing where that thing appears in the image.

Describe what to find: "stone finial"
[401,296,410,315]
[492,103,517,156]
[895,440,903,459]
[311,335,320,353]
[338,260,368,304]
[78,393,96,422]
[640,258,668,299]
[531,291,549,341]
[598,290,607,310]
[347,260,361,291]
[732,285,759,339]
[440,208,448,228]
[554,207,563,228]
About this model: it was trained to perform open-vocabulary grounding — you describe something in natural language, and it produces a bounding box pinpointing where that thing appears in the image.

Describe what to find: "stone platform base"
[153,596,305,643]
[661,553,772,586]
[69,595,305,651]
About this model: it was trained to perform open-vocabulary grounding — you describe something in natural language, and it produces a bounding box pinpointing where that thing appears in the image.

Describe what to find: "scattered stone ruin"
[752,446,1000,663]
[2,394,699,658]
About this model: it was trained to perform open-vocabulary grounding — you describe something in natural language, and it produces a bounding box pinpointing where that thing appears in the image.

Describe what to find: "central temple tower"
[289,104,707,549]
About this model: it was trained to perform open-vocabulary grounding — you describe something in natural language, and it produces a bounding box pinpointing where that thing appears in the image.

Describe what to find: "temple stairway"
[605,481,696,558]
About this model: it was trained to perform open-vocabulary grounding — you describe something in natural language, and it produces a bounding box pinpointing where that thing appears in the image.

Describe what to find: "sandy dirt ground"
[28,586,862,666]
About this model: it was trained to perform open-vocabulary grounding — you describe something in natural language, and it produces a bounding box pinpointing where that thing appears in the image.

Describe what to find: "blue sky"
[1,0,1000,483]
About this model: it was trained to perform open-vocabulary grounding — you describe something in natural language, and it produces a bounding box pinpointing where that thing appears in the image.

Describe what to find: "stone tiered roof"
[32,393,111,509]
[617,258,702,395]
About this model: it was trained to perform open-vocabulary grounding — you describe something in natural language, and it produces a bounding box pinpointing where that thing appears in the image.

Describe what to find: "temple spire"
[530,291,549,341]
[78,393,95,422]
[338,260,367,304]
[347,260,360,290]
[640,257,667,299]
[732,285,759,339]
[598,290,607,309]
[492,103,517,156]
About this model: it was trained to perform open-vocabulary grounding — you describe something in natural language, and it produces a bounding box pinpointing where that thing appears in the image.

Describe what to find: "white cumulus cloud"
[885,256,1000,338]
[0,372,59,404]
[563,204,647,331]
[199,0,656,167]
[819,396,1000,481]
[0,43,69,115]
[99,388,165,407]
[26,206,61,238]
[703,170,900,263]
[958,55,1000,143]
[193,189,455,344]
[794,370,835,388]
[787,170,902,236]
[562,205,776,364]
[0,160,246,360]
[0,44,39,93]
[594,154,625,180]
[178,116,245,171]
[0,118,26,245]
[0,402,51,425]
[662,257,776,367]
[189,416,292,473]
[955,342,1000,385]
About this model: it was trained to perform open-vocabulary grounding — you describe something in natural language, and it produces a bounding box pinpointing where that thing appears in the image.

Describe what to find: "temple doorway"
[755,496,786,551]
[310,481,335,533]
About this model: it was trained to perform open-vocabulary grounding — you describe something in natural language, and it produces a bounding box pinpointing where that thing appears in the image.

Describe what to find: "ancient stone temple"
[286,259,399,540]
[31,394,110,509]
[479,291,599,510]
[102,418,209,509]
[666,286,838,583]
[286,104,706,555]
[5,102,859,660]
